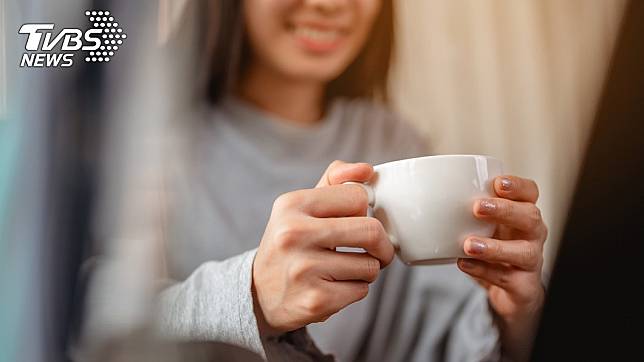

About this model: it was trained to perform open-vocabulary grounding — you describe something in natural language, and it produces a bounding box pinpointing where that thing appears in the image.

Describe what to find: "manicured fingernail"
[479,199,496,214]
[459,259,474,269]
[467,239,487,255]
[500,177,512,191]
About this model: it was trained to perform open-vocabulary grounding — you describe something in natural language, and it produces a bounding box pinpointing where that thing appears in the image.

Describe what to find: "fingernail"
[459,259,474,269]
[479,199,496,214]
[467,239,487,255]
[500,177,512,191]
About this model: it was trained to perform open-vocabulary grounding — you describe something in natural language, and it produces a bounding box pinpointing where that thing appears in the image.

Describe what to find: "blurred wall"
[390,0,627,273]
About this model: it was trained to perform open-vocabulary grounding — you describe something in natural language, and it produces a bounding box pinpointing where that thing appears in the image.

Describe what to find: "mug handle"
[344,181,400,250]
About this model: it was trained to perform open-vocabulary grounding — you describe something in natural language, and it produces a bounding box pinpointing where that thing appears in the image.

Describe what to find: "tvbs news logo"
[19,10,127,68]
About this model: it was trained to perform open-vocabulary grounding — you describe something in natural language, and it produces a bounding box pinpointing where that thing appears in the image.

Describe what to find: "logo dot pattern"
[84,10,126,63]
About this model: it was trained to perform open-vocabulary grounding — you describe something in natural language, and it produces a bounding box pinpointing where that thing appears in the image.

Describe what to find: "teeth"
[294,26,339,42]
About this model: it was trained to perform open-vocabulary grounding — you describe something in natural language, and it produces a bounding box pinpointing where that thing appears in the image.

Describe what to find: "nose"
[305,0,348,14]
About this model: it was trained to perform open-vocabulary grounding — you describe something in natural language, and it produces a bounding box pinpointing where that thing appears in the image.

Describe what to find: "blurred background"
[0,0,628,361]
[390,0,626,273]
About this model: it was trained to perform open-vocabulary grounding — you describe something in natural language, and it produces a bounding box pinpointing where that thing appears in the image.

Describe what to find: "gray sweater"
[157,97,500,361]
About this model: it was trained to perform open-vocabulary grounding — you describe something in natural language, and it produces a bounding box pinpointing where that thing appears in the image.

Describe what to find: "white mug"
[356,155,503,265]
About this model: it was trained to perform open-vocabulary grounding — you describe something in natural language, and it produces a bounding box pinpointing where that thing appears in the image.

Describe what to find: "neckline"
[218,95,343,139]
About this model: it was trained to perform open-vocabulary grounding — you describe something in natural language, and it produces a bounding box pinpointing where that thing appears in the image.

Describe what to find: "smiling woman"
[192,0,393,107]
[156,0,490,361]
[149,1,555,361]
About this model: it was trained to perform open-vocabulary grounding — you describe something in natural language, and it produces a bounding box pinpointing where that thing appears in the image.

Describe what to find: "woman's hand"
[253,161,394,335]
[457,175,548,360]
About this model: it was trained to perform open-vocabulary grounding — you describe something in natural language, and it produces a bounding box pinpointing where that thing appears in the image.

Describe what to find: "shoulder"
[333,98,429,163]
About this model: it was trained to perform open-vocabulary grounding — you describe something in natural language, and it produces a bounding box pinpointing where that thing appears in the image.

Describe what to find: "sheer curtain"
[390,0,627,272]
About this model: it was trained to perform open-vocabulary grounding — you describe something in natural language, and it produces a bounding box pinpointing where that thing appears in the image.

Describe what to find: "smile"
[291,24,346,53]
[294,26,341,42]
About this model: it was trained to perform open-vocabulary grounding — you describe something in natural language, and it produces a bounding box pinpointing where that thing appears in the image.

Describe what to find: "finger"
[317,251,382,282]
[307,281,370,321]
[474,198,545,235]
[277,184,370,217]
[316,160,374,188]
[494,175,540,203]
[457,258,520,293]
[325,281,371,313]
[463,236,542,271]
[312,217,395,266]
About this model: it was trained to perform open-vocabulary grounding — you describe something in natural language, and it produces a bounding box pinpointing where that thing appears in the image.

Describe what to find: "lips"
[291,24,346,53]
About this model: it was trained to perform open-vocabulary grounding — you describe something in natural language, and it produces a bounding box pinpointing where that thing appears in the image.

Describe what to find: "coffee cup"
[352,154,503,265]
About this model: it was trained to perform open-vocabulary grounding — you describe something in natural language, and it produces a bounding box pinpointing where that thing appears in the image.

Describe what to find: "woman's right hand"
[252,161,394,335]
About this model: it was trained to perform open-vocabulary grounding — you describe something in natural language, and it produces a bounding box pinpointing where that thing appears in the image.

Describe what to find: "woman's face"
[243,0,382,83]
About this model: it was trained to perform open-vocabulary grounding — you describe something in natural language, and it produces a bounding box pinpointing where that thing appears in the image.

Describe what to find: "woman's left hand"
[457,175,548,359]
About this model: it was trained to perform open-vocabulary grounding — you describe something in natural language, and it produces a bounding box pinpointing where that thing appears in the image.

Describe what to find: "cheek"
[358,0,383,26]
[336,0,382,65]
[244,0,290,44]
[350,0,382,44]
[244,0,298,66]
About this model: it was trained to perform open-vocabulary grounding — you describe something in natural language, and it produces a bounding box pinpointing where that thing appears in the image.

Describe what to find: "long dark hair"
[181,0,395,105]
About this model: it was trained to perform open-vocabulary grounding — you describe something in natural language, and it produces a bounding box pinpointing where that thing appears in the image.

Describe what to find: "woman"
[159,0,548,361]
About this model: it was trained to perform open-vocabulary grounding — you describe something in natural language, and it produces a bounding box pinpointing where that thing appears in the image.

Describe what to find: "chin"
[282,57,350,83]
[295,68,343,83]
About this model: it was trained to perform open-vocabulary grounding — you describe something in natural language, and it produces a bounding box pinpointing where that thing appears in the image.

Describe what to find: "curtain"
[390,0,627,272]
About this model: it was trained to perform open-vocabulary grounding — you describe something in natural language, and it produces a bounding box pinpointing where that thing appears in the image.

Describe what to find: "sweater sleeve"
[155,249,266,358]
[155,249,334,361]
[444,286,501,362]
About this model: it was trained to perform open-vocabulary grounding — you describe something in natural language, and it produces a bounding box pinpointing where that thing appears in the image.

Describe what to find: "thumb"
[316,160,374,188]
